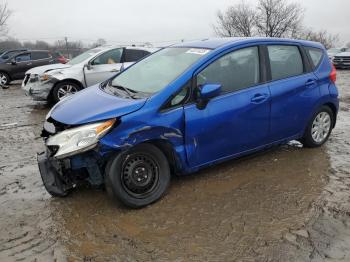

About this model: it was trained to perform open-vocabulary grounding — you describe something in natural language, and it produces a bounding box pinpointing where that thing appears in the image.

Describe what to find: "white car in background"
[22,46,158,103]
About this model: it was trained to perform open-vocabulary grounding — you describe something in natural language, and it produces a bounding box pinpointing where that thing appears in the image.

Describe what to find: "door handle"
[110,69,120,72]
[251,93,269,104]
[305,79,317,88]
[27,63,32,66]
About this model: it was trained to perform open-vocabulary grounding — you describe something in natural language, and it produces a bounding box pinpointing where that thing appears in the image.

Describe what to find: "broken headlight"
[46,119,116,159]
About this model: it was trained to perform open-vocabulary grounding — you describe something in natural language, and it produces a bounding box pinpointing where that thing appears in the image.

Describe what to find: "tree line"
[213,0,346,49]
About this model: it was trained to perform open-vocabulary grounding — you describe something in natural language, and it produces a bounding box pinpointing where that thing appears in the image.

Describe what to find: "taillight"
[330,64,337,83]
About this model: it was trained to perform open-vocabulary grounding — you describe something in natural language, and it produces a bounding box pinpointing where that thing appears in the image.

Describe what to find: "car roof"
[92,45,158,53]
[173,37,324,50]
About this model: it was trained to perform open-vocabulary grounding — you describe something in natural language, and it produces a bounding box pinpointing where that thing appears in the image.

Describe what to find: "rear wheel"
[52,81,82,103]
[302,106,334,148]
[0,72,10,86]
[106,144,171,208]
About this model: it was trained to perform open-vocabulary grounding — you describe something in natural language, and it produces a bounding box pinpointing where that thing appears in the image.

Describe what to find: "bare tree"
[255,0,304,38]
[213,2,256,37]
[0,2,11,36]
[92,38,107,47]
[300,29,339,49]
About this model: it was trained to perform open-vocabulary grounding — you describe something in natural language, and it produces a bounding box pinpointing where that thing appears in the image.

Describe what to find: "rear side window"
[306,47,324,68]
[32,51,50,60]
[267,45,304,81]
[197,46,260,94]
[124,49,149,62]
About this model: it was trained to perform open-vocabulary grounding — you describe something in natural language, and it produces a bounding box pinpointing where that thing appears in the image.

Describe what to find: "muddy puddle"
[0,72,350,261]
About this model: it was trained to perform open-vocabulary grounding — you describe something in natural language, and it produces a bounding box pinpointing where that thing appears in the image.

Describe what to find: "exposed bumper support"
[37,151,70,196]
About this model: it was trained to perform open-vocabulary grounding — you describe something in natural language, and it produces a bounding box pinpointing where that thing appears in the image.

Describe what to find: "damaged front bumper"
[37,148,108,196]
[22,74,56,101]
[37,151,71,196]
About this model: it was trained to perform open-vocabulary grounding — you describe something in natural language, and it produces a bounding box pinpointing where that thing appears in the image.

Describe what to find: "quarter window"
[196,47,260,94]
[306,47,323,68]
[92,48,123,65]
[267,45,304,81]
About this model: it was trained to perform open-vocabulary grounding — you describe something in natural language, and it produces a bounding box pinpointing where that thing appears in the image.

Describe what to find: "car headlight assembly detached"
[46,119,116,159]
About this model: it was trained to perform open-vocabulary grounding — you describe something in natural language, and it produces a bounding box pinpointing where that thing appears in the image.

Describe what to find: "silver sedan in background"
[22,46,158,103]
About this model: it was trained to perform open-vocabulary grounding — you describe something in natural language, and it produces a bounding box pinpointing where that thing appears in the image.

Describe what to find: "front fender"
[99,108,189,173]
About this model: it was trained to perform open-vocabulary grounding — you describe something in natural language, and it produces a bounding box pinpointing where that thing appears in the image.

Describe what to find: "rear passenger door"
[267,44,320,142]
[31,51,54,67]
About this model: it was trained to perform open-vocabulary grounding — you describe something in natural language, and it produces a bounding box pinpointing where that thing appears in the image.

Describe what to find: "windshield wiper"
[108,81,136,99]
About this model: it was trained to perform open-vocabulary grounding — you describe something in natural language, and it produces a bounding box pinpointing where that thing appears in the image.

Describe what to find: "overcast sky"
[5,0,350,46]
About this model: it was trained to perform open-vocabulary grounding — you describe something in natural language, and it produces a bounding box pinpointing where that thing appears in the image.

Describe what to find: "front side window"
[15,53,31,62]
[67,49,101,65]
[92,48,123,65]
[110,47,210,94]
[306,47,323,68]
[268,45,304,81]
[197,46,260,93]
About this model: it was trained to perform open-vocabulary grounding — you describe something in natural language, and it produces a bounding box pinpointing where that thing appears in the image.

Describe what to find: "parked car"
[332,49,350,69]
[52,51,69,64]
[37,38,339,208]
[327,47,348,60]
[0,50,54,85]
[22,46,157,103]
[0,48,29,62]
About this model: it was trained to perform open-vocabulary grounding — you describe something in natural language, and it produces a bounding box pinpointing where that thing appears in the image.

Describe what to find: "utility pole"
[64,37,69,58]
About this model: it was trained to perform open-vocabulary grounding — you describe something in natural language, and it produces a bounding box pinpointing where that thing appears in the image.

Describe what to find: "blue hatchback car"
[38,38,339,208]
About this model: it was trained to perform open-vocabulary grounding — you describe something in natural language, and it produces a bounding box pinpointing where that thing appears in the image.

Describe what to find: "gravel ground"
[0,71,349,261]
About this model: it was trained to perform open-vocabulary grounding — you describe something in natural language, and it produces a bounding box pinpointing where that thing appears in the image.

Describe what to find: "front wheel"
[106,144,171,208]
[302,106,334,148]
[0,71,10,86]
[52,81,82,103]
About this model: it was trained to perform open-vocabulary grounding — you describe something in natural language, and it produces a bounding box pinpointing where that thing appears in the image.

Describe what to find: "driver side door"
[84,48,124,87]
[184,46,271,168]
[10,53,33,80]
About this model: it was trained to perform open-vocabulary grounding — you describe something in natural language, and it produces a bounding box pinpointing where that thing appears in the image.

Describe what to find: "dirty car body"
[22,46,157,103]
[38,38,339,208]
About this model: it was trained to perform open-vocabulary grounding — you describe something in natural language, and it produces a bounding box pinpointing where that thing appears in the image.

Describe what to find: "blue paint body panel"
[49,38,339,175]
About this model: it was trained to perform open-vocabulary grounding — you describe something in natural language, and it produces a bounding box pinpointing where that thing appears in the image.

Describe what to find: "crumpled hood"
[26,63,71,75]
[335,51,350,57]
[50,85,147,125]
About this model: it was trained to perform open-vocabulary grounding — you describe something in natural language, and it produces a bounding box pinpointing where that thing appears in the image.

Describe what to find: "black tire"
[52,81,82,103]
[301,106,334,148]
[0,71,10,86]
[106,144,171,208]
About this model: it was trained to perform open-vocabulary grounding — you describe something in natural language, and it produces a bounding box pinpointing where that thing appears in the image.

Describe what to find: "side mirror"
[84,63,92,70]
[199,84,221,99]
[11,58,17,65]
[196,83,221,110]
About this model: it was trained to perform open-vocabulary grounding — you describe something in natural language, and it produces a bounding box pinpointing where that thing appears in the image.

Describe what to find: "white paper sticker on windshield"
[186,49,210,55]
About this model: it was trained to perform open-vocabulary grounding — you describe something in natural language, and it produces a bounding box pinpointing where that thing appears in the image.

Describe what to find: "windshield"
[68,49,101,65]
[110,47,211,94]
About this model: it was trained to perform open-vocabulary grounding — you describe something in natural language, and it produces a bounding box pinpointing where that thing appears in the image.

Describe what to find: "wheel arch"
[0,70,11,81]
[323,102,338,128]
[50,78,84,96]
[143,139,181,175]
